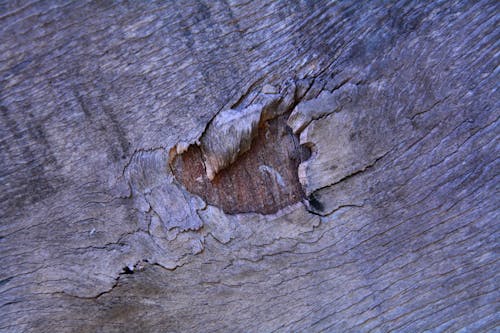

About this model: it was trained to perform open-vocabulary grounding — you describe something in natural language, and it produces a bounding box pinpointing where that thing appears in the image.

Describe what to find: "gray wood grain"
[0,1,498,332]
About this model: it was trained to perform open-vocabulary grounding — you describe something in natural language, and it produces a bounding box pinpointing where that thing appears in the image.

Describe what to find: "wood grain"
[0,1,498,332]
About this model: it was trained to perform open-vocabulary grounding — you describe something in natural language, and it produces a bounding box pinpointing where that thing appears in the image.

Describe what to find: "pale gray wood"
[0,1,498,332]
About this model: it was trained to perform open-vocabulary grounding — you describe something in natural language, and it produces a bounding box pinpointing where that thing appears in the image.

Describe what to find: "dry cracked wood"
[0,1,499,332]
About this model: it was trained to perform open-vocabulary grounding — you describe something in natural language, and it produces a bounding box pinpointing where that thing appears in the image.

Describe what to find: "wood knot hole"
[170,113,310,214]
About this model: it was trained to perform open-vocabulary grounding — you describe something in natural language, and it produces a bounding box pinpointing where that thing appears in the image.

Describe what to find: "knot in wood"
[170,113,310,214]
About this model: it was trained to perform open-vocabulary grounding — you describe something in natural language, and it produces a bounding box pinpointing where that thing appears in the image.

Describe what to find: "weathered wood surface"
[1,1,499,332]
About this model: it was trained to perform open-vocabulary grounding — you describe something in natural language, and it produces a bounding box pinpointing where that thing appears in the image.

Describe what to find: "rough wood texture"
[1,1,499,332]
[171,113,310,215]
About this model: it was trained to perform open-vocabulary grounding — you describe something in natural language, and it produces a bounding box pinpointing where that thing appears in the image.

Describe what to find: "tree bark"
[1,1,498,332]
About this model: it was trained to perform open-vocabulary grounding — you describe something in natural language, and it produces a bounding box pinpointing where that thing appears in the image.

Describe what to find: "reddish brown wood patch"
[170,114,310,214]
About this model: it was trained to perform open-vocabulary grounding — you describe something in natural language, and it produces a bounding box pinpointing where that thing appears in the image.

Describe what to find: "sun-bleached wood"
[1,1,498,332]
